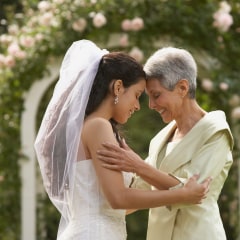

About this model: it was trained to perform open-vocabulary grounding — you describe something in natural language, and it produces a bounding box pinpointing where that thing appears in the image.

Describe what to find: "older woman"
[97,47,234,240]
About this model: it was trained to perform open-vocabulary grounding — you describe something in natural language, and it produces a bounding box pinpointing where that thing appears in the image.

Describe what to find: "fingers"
[98,154,118,164]
[201,176,212,186]
[201,177,212,194]
[102,142,121,151]
[121,138,130,150]
[97,149,118,159]
[190,174,200,181]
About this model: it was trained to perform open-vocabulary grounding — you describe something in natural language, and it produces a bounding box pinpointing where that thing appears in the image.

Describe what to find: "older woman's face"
[146,78,184,123]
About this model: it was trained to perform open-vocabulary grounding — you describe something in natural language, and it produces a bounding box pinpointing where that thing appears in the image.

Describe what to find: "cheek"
[153,97,163,106]
[122,93,135,106]
[112,102,129,123]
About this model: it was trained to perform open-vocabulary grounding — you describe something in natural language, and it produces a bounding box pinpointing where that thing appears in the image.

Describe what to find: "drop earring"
[114,95,119,105]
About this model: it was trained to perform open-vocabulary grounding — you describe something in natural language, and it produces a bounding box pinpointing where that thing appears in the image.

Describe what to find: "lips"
[129,110,134,116]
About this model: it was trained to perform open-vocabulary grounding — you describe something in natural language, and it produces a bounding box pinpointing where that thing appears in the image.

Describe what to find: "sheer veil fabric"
[34,40,109,236]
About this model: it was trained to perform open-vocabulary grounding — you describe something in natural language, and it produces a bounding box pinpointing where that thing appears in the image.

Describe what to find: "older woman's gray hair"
[144,47,197,99]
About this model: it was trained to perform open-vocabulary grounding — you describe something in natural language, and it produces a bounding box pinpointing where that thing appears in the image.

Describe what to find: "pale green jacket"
[133,111,233,240]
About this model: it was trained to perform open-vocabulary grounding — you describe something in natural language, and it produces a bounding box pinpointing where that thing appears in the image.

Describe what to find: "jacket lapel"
[148,121,176,168]
[158,111,233,172]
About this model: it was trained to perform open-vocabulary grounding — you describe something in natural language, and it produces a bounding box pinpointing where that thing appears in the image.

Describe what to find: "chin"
[161,117,171,124]
[120,119,128,124]
[113,118,127,125]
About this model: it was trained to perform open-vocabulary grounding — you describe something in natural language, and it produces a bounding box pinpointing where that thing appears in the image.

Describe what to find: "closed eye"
[136,91,143,99]
[153,93,160,99]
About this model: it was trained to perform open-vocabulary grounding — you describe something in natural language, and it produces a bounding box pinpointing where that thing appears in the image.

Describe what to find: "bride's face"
[112,78,146,124]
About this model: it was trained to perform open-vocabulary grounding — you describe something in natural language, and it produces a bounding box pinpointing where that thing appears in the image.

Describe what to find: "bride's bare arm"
[97,140,180,190]
[83,118,210,210]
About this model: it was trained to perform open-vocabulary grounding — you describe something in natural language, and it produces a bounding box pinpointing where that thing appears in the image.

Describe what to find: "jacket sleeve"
[168,130,233,210]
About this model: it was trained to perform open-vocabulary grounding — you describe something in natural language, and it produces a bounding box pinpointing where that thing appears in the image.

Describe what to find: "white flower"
[229,94,240,107]
[220,1,231,13]
[129,47,144,62]
[92,13,107,28]
[38,1,52,12]
[72,18,87,32]
[35,33,44,42]
[73,0,86,6]
[38,12,54,26]
[201,78,214,92]
[231,107,240,119]
[131,17,144,31]
[53,0,64,4]
[0,34,13,44]
[8,24,19,35]
[61,10,72,21]
[219,82,229,91]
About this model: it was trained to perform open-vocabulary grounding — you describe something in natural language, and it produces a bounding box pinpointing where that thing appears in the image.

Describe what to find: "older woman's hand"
[97,139,143,173]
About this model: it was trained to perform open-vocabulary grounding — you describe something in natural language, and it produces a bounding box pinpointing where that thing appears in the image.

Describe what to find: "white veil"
[34,40,109,237]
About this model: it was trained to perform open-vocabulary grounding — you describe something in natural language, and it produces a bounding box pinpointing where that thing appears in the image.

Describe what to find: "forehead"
[146,78,163,93]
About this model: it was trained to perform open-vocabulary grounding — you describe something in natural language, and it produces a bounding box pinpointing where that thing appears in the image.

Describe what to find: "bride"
[34,40,210,240]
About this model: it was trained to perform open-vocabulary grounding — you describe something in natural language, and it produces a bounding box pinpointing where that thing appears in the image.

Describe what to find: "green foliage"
[0,0,239,239]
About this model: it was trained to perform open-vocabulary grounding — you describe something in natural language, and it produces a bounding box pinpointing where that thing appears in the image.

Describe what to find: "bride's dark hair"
[85,52,146,144]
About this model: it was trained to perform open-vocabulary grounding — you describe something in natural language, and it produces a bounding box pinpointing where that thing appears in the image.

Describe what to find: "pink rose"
[213,11,233,32]
[20,36,35,48]
[4,55,16,68]
[7,42,21,56]
[213,1,233,32]
[131,17,144,31]
[121,19,132,31]
[119,34,129,47]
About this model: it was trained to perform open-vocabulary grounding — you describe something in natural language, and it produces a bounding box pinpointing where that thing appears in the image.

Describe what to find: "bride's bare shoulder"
[83,117,113,137]
[84,117,111,128]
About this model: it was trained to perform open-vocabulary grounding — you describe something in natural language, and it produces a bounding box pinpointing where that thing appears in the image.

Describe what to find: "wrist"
[135,158,149,176]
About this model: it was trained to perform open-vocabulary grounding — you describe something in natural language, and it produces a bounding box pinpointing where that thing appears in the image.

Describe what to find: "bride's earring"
[114,95,119,105]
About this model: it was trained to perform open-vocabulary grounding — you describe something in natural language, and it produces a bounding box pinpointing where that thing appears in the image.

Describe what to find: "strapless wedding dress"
[58,160,133,240]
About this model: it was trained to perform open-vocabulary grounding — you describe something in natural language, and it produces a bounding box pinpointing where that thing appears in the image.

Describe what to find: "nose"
[135,100,141,111]
[148,98,156,110]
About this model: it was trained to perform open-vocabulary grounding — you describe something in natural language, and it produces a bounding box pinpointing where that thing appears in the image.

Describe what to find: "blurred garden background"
[0,0,240,239]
